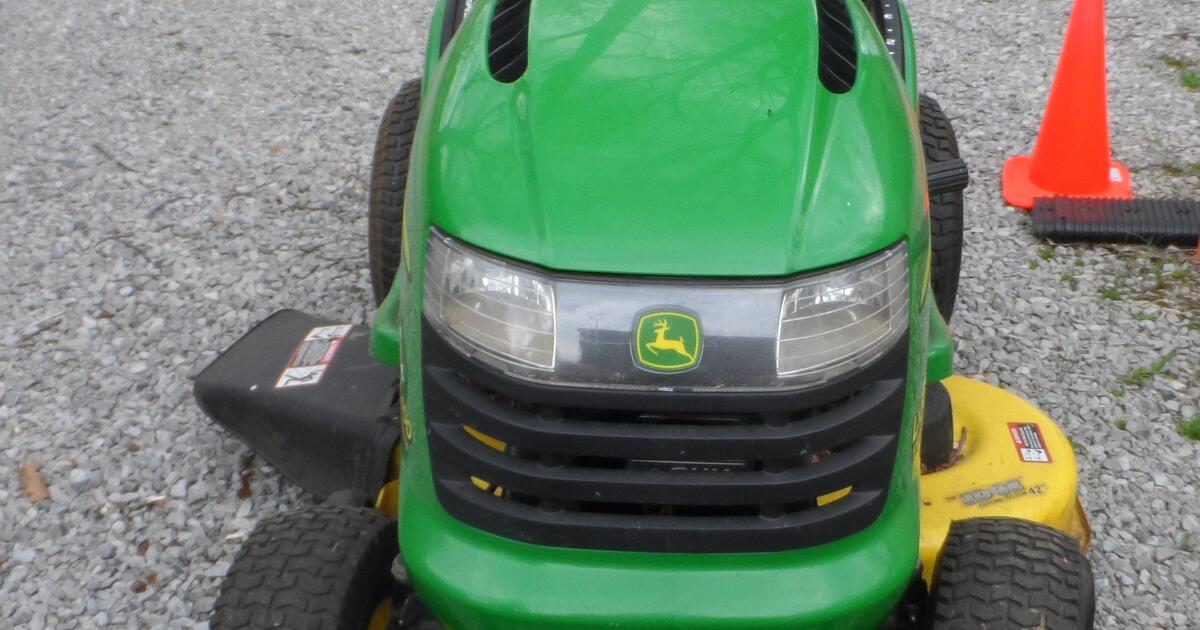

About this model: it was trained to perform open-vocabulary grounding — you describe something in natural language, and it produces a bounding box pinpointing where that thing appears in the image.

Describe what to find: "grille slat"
[433,424,895,506]
[425,364,904,461]
[437,478,887,552]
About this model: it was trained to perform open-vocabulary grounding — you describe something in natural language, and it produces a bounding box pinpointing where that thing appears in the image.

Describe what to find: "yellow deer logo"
[644,319,696,362]
[634,311,702,372]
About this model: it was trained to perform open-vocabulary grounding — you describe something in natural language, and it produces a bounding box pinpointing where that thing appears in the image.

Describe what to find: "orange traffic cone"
[1002,0,1133,210]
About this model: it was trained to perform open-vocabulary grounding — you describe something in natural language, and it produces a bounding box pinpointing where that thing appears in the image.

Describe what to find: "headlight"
[423,229,909,391]
[776,243,909,381]
[424,232,556,370]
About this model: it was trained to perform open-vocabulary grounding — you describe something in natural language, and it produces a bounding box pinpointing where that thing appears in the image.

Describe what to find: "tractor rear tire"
[211,506,397,630]
[919,95,965,322]
[929,518,1095,630]
[368,78,421,305]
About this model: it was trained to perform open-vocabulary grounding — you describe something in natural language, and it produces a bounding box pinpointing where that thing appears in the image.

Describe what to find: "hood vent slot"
[816,0,858,93]
[488,0,531,82]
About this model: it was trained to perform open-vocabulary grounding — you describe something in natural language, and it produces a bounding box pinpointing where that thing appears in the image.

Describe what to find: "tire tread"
[368,79,422,304]
[211,506,397,630]
[919,94,965,321]
[931,518,1095,629]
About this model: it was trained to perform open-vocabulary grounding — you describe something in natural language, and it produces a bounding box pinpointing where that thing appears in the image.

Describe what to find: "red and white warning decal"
[1008,422,1052,463]
[276,325,352,388]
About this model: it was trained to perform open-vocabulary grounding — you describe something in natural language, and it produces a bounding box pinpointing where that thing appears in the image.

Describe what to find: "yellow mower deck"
[918,376,1091,585]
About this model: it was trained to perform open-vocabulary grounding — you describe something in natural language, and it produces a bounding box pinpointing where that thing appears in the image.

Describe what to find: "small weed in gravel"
[1161,54,1200,91]
[1162,54,1189,70]
[1115,419,1128,431]
[1038,246,1055,261]
[1180,416,1200,441]
[1164,162,1200,176]
[1107,250,1199,315]
[1061,271,1079,290]
[1100,286,1123,300]
[1122,351,1177,387]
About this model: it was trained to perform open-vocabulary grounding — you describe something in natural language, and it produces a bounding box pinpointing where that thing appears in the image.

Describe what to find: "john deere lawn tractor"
[197,1,1096,628]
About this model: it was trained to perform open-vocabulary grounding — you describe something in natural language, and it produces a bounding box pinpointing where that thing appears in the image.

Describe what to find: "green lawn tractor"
[196,1,1095,628]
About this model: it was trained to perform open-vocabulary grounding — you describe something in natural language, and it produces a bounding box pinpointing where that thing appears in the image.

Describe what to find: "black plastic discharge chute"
[194,310,401,501]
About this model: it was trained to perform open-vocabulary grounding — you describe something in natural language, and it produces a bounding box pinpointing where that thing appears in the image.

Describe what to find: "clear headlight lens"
[777,243,909,381]
[424,233,556,370]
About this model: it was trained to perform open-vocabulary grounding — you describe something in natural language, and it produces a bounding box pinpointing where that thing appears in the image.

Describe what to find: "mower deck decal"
[275,325,352,388]
[1008,422,1052,463]
[950,478,1049,508]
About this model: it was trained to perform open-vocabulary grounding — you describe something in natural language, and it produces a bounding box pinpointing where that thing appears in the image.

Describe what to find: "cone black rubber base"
[1031,197,1200,245]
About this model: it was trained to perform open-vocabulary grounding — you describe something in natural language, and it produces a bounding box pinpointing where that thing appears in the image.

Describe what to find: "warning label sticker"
[1008,422,1052,463]
[275,325,352,388]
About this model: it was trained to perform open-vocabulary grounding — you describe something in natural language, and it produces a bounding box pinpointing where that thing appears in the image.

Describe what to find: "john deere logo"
[633,310,702,373]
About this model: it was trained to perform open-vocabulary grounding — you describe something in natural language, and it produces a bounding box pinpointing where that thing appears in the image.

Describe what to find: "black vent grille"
[421,319,908,553]
[488,0,530,83]
[816,0,858,93]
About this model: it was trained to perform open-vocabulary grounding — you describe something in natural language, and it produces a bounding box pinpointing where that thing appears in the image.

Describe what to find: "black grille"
[816,0,858,94]
[422,319,908,553]
[487,0,530,83]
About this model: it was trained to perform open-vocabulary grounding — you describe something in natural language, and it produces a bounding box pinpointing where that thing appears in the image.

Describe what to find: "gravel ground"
[1,1,1197,628]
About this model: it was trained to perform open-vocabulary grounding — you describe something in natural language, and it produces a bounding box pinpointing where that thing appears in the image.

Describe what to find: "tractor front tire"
[211,506,397,630]
[368,78,421,305]
[929,518,1095,630]
[919,95,965,322]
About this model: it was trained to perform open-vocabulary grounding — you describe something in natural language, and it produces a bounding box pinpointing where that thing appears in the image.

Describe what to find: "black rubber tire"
[929,518,1096,630]
[368,78,421,305]
[211,506,397,630]
[919,95,965,322]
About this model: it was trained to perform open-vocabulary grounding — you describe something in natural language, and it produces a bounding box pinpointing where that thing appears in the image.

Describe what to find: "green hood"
[421,0,924,277]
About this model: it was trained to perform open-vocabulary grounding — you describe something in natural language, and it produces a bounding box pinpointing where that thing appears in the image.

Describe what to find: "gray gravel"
[0,0,1197,628]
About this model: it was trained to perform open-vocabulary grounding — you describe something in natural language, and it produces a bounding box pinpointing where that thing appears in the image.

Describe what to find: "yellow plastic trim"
[375,480,401,518]
[469,476,505,496]
[816,486,852,507]
[463,426,506,497]
[368,597,392,630]
[373,441,405,517]
[464,425,507,451]
[918,376,1090,586]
